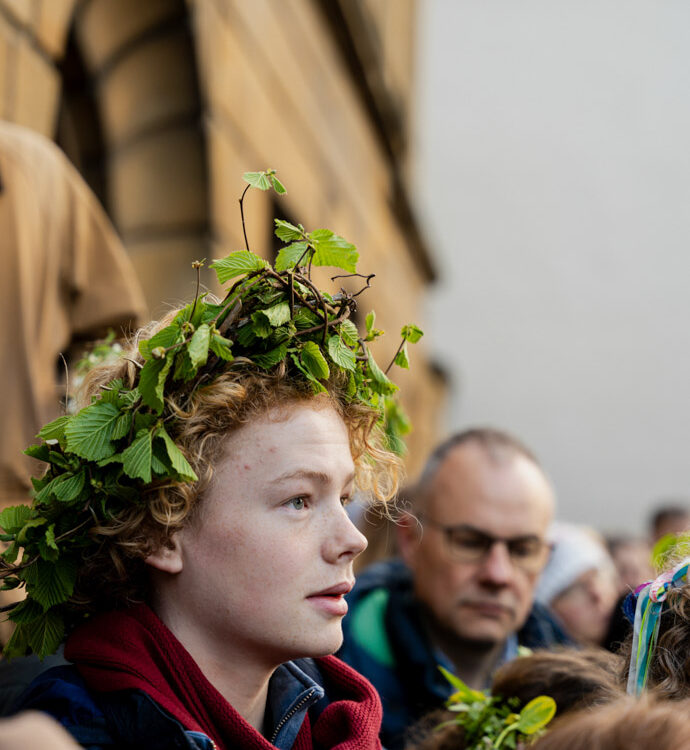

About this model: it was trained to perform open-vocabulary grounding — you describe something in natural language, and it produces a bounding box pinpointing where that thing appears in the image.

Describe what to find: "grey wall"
[414,0,690,534]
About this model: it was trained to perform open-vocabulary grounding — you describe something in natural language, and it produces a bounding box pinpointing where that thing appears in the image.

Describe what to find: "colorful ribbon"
[626,558,690,695]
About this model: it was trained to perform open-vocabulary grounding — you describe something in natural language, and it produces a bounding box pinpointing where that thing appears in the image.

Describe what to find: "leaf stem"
[189,260,204,322]
[239,183,251,252]
[385,337,406,375]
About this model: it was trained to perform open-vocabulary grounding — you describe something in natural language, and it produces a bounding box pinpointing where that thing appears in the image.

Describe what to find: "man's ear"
[144,533,184,574]
[396,511,422,568]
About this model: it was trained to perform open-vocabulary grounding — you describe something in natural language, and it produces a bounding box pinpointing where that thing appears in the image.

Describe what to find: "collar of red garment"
[64,604,382,750]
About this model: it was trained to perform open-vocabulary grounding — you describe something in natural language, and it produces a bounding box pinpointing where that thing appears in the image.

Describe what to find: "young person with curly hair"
[13,324,399,749]
[1,194,407,750]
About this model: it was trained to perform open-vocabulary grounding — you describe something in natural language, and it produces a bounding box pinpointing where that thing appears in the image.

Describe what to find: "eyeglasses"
[418,515,549,573]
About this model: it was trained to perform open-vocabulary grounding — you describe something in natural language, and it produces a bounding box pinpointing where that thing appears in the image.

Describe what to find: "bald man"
[339,428,571,750]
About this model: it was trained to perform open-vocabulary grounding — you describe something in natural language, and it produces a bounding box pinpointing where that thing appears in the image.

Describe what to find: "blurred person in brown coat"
[0,121,146,645]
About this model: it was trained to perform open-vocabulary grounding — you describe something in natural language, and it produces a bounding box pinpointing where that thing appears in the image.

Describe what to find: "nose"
[476,541,514,587]
[322,505,368,564]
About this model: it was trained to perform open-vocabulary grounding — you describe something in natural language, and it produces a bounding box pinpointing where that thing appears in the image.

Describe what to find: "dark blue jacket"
[16,659,331,749]
[338,559,572,750]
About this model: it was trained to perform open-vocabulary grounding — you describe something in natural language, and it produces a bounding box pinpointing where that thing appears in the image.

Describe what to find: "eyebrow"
[452,523,542,544]
[268,469,356,486]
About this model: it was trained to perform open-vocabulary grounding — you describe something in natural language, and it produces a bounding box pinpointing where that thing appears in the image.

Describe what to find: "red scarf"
[65,605,382,750]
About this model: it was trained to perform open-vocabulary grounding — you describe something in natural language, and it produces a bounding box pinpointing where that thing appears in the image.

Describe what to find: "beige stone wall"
[0,0,444,476]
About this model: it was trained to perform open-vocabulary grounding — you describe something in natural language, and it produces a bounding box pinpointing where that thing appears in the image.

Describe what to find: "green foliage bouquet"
[0,170,422,659]
[439,667,556,749]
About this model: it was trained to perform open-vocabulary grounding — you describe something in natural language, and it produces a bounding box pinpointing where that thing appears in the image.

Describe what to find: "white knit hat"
[535,522,613,605]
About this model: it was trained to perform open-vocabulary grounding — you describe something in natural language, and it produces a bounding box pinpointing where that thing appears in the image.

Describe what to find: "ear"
[396,511,422,569]
[144,533,184,574]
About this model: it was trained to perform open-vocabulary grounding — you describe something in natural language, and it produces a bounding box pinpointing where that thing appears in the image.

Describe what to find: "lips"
[460,599,514,618]
[308,581,354,598]
[306,581,353,617]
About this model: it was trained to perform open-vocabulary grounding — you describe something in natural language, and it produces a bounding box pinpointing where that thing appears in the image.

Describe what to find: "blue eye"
[288,497,306,510]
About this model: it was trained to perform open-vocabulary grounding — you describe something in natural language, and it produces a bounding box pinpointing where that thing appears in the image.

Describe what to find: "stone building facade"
[0,0,444,474]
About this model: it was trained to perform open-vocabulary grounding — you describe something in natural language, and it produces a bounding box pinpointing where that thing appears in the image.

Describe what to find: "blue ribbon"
[627,558,690,695]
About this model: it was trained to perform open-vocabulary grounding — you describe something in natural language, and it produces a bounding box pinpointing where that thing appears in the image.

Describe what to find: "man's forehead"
[426,443,554,530]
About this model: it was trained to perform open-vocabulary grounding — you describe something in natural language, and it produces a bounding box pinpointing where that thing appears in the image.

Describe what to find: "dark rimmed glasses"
[418,515,549,573]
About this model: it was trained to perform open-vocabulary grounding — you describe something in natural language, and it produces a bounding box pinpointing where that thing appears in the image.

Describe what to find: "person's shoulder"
[17,665,115,747]
[18,665,106,721]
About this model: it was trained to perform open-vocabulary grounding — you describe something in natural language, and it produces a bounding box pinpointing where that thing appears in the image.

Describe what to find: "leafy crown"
[0,171,422,659]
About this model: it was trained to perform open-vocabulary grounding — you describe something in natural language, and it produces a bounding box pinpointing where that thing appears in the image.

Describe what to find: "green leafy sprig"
[439,667,556,749]
[0,170,422,659]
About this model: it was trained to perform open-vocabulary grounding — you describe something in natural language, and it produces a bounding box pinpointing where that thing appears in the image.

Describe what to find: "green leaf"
[271,175,287,194]
[139,324,182,360]
[172,350,195,382]
[236,321,258,347]
[120,428,154,483]
[300,341,330,380]
[243,171,272,190]
[210,334,234,362]
[365,311,376,335]
[112,411,133,440]
[339,319,359,347]
[253,343,288,370]
[45,524,58,551]
[64,401,121,460]
[250,312,273,339]
[24,444,51,462]
[262,302,291,327]
[38,415,70,443]
[9,598,44,624]
[0,505,32,534]
[16,518,47,544]
[274,219,303,242]
[401,324,424,344]
[308,229,358,272]
[293,307,321,330]
[275,242,309,272]
[2,541,19,563]
[439,666,487,704]
[24,558,77,611]
[290,353,327,394]
[327,335,356,371]
[367,353,398,395]
[157,428,198,482]
[53,470,86,503]
[516,696,556,735]
[211,251,269,284]
[27,609,65,659]
[394,342,409,369]
[138,355,174,413]
[188,323,211,369]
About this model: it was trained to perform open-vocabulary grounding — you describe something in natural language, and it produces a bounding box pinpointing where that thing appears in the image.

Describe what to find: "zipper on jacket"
[269,688,317,745]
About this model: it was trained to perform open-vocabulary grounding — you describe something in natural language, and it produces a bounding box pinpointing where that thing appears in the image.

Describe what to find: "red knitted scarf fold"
[64,604,382,750]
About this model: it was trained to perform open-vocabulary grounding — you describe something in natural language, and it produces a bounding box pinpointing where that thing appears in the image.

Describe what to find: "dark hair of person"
[649,503,690,536]
[529,695,690,750]
[405,649,623,750]
[491,648,623,713]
